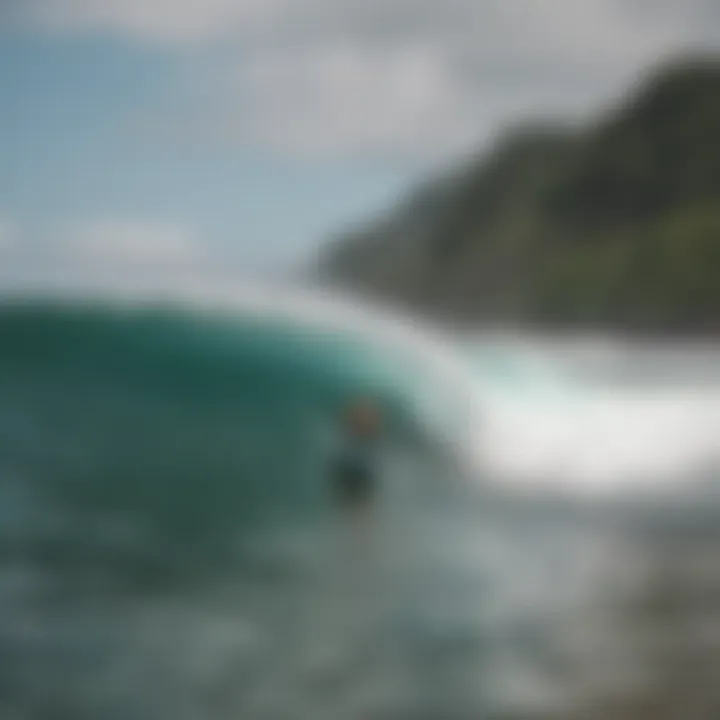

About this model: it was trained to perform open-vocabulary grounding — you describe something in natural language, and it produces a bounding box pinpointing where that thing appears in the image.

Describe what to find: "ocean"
[0,287,718,719]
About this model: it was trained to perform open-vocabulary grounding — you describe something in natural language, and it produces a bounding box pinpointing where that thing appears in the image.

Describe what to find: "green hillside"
[318,58,720,332]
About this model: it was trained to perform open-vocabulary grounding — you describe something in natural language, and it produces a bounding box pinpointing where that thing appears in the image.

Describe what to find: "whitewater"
[0,280,718,719]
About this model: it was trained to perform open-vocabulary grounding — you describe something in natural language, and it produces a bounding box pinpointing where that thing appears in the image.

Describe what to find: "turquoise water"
[0,301,466,568]
[0,299,502,719]
[0,297,717,719]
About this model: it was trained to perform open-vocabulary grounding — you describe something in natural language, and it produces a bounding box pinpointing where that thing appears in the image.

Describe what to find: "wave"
[0,286,718,719]
[0,290,486,580]
[2,281,719,581]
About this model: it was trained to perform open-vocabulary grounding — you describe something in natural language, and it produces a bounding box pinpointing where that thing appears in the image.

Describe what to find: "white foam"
[471,341,720,495]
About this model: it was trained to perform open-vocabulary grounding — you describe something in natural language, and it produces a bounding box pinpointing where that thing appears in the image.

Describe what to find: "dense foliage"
[319,58,720,332]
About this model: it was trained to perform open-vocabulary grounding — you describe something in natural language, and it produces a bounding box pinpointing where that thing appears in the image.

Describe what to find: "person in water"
[331,397,382,518]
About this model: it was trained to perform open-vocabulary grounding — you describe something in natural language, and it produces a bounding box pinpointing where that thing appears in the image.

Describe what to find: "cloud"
[219,0,692,161]
[15,0,720,161]
[19,0,274,43]
[0,219,259,295]
[18,0,715,49]
[232,41,484,160]
[67,220,199,268]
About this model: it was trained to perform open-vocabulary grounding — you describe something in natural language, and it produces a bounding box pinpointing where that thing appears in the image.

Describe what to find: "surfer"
[330,397,383,524]
[300,398,384,682]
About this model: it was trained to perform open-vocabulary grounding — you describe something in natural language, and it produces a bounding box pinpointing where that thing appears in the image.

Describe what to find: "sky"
[0,0,719,292]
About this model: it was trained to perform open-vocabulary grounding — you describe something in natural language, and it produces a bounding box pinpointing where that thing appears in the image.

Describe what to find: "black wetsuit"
[331,438,378,509]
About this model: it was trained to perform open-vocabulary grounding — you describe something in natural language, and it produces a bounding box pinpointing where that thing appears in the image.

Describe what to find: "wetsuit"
[331,437,378,510]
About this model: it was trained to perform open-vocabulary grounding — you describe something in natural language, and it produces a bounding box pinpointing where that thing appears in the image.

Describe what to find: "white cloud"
[68,220,199,267]
[233,41,483,160]
[16,0,720,160]
[0,219,260,294]
[223,0,684,161]
[22,0,276,43]
[19,0,709,49]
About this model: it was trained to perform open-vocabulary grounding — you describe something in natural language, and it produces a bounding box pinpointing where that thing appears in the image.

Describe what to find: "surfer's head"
[342,397,381,438]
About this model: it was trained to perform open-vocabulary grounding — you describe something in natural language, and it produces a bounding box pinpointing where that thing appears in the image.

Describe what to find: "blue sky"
[0,31,407,284]
[0,0,718,292]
